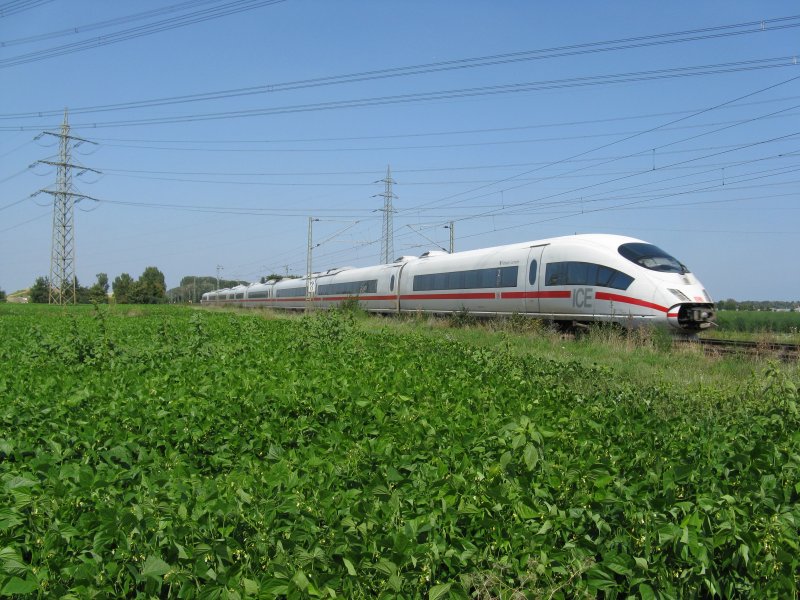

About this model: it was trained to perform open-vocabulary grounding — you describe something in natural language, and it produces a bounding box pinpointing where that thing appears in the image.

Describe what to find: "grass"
[703,310,800,343]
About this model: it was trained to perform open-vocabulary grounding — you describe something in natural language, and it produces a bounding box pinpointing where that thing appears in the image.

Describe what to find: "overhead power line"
[397,73,800,215]
[0,0,54,18]
[1,0,225,45]
[0,0,287,69]
[3,56,798,131]
[4,14,800,115]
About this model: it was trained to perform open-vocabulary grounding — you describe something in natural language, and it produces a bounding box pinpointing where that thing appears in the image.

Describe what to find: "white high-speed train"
[201,234,716,331]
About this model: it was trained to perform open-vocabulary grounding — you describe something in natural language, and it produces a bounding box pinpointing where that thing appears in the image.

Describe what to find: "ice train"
[201,234,716,331]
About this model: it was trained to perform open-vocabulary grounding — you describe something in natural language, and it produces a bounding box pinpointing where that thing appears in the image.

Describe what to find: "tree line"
[25,267,168,304]
[715,299,800,311]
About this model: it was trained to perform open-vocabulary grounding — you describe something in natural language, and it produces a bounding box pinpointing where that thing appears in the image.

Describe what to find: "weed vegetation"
[1,304,798,598]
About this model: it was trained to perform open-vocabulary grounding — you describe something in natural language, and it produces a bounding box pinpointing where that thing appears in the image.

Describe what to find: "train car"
[202,233,715,331]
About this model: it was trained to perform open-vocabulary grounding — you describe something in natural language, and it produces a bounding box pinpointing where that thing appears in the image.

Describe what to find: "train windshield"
[618,243,688,274]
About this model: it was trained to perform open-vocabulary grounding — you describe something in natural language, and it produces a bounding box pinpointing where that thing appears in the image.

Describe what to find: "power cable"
[3,57,799,131]
[90,109,799,155]
[78,94,800,145]
[4,14,799,114]
[0,0,287,68]
[398,74,800,216]
[1,0,224,45]
[0,0,54,18]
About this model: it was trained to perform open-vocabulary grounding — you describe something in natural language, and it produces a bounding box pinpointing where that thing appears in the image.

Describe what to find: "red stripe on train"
[400,292,496,301]
[500,290,571,299]
[594,292,668,313]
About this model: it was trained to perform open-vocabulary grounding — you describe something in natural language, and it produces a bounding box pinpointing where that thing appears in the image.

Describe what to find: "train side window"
[545,262,567,286]
[390,275,395,291]
[546,261,633,290]
[499,266,518,287]
[566,262,589,285]
[609,271,634,290]
[464,270,479,289]
[595,265,614,287]
[529,260,537,285]
[480,269,496,288]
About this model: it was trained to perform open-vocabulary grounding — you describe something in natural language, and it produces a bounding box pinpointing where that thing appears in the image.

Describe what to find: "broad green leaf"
[292,570,309,591]
[0,547,27,576]
[523,443,538,470]
[639,583,656,600]
[141,555,171,579]
[4,476,37,491]
[429,582,452,600]
[343,558,357,576]
[242,577,259,596]
[738,544,749,566]
[1,575,38,595]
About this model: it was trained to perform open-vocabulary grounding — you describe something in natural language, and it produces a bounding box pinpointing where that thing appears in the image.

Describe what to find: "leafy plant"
[0,303,798,597]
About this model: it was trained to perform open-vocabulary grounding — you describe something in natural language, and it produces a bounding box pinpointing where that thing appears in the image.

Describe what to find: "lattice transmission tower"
[376,165,397,264]
[37,110,99,305]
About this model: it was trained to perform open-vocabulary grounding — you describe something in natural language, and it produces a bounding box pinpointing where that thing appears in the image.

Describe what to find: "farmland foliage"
[0,305,798,598]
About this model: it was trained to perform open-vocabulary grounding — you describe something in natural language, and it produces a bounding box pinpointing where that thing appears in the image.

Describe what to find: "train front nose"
[668,303,716,331]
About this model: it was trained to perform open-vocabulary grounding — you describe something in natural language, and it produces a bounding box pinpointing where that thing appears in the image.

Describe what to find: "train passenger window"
[499,266,518,287]
[529,260,537,285]
[545,261,633,290]
[609,271,634,290]
[595,265,615,287]
[390,275,395,291]
[546,262,567,286]
[412,266,518,291]
[480,269,496,288]
[317,279,378,296]
[566,262,589,285]
[276,287,306,298]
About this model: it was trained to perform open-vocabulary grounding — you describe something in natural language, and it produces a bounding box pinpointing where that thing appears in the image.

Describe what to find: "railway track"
[675,337,800,361]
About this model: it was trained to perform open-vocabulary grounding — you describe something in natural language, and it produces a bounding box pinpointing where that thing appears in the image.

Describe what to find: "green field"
[710,310,800,339]
[1,304,798,598]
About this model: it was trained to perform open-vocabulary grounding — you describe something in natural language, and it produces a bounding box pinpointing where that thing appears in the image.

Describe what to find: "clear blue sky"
[1,0,798,300]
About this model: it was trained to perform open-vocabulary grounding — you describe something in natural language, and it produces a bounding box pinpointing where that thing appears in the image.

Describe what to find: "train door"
[524,245,546,315]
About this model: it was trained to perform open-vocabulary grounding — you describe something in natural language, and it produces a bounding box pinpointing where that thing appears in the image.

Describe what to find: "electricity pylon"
[37,110,99,305]
[376,165,397,264]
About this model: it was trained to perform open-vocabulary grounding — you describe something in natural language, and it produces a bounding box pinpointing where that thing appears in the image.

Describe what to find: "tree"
[30,277,49,303]
[0,288,6,303]
[112,273,134,304]
[89,273,109,304]
[74,277,91,304]
[131,266,167,304]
